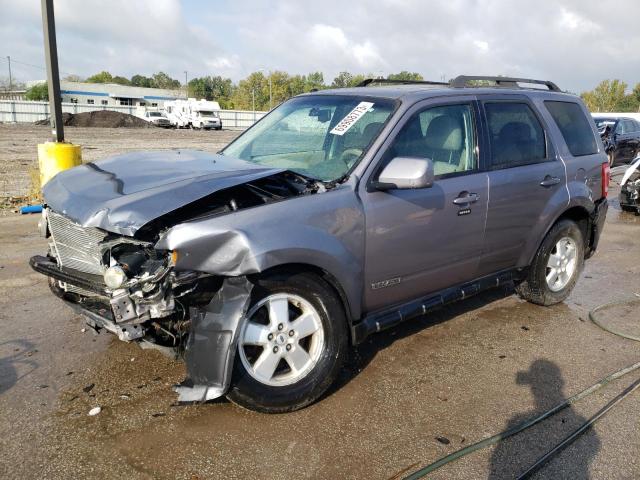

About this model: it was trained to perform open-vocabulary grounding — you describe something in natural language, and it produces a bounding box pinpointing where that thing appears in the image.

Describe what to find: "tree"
[187,75,235,107]
[581,79,629,112]
[232,72,270,110]
[331,71,369,88]
[86,71,113,83]
[111,75,131,86]
[152,72,181,89]
[130,74,154,88]
[387,71,424,81]
[63,74,83,82]
[331,71,355,88]
[25,82,48,101]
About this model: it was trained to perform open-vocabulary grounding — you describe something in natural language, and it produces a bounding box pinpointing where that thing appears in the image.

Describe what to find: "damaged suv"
[31,76,609,413]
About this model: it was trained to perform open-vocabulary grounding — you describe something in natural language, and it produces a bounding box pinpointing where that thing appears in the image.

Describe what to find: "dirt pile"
[35,110,151,128]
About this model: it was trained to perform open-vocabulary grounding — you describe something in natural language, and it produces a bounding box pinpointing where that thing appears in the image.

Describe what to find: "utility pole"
[184,70,188,95]
[6,56,12,93]
[41,0,64,142]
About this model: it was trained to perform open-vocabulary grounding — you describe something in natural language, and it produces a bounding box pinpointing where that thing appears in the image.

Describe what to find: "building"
[58,81,186,108]
[0,89,27,100]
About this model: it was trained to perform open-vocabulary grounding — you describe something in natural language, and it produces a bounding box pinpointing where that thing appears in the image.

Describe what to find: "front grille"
[48,210,107,276]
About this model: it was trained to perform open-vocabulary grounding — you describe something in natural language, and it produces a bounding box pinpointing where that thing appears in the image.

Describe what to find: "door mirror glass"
[375,156,434,190]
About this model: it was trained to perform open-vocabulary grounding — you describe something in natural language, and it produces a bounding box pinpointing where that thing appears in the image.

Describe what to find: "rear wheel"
[226,271,348,413]
[516,219,585,306]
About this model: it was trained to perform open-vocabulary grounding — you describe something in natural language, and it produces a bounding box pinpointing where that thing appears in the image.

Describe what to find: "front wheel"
[226,271,348,413]
[515,219,585,306]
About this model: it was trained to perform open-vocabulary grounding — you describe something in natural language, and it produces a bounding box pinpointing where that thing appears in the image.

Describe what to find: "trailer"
[163,98,223,130]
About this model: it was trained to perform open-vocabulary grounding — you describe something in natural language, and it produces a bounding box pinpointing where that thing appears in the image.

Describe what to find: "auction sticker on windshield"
[330,102,374,136]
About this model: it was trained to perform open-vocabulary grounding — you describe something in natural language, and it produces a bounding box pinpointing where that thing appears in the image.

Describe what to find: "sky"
[1,0,639,93]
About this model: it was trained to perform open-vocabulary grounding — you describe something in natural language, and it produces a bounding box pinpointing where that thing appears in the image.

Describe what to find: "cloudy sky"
[1,0,639,92]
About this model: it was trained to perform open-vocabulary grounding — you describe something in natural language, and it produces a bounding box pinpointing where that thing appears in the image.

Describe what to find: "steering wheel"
[339,148,363,167]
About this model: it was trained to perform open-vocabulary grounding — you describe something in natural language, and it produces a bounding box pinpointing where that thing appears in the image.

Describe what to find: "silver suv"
[31,76,609,412]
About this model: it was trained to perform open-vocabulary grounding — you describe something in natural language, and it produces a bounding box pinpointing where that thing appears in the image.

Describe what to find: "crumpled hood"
[43,149,283,236]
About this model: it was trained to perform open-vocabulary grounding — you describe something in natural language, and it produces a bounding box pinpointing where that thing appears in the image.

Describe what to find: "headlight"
[104,266,127,289]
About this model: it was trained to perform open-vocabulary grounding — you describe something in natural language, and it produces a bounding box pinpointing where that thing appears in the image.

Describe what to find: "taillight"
[601,162,610,198]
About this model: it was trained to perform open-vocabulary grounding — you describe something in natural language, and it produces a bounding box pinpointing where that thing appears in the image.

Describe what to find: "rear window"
[545,101,598,157]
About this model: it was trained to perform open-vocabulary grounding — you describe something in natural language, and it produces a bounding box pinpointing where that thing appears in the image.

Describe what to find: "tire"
[226,270,348,413]
[515,219,585,306]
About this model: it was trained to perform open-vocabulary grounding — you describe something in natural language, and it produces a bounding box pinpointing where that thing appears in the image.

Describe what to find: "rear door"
[477,96,567,275]
[360,97,489,312]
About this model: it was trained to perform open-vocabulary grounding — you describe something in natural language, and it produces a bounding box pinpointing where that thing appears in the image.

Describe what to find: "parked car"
[593,116,640,166]
[140,110,172,128]
[191,109,222,130]
[31,76,608,413]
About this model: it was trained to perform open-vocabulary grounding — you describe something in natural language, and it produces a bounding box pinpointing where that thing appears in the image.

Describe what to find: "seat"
[423,115,466,174]
[494,122,535,165]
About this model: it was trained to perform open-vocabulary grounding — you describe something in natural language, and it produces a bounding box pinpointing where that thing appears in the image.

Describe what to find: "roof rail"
[450,75,561,92]
[356,78,449,87]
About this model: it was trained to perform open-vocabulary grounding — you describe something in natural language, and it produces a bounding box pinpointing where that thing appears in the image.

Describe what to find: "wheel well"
[254,263,355,330]
[555,206,591,249]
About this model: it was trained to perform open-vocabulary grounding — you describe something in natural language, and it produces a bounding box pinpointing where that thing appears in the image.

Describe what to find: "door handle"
[453,192,479,205]
[540,175,561,187]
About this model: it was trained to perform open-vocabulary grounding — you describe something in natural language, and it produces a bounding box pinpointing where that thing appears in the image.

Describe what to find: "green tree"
[130,74,154,88]
[187,75,235,108]
[331,71,368,88]
[85,71,113,83]
[629,83,640,112]
[111,75,131,85]
[25,82,48,101]
[331,71,354,88]
[232,72,269,110]
[152,72,181,89]
[387,71,424,81]
[305,71,325,91]
[581,79,629,112]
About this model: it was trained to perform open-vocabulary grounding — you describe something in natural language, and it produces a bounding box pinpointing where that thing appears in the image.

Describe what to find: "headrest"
[498,122,532,142]
[424,115,463,150]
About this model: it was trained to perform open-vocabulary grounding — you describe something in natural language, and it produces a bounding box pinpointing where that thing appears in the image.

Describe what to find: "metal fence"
[0,100,266,129]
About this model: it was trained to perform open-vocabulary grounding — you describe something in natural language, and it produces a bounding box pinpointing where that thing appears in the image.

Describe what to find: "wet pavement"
[1,187,639,479]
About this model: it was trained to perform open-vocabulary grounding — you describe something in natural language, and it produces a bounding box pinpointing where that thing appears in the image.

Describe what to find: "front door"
[361,99,488,313]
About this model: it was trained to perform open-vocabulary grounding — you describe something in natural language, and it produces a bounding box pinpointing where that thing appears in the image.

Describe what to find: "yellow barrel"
[37,142,82,186]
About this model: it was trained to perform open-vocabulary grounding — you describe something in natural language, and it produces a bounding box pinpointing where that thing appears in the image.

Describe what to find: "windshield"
[148,112,162,117]
[199,111,217,117]
[223,95,396,181]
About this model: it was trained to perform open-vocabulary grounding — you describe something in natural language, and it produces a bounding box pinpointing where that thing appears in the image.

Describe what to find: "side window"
[615,121,625,134]
[388,104,477,176]
[623,120,636,133]
[485,102,546,168]
[544,101,598,157]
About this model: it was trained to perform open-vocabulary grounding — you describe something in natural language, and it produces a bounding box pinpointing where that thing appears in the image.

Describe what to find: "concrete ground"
[1,126,639,479]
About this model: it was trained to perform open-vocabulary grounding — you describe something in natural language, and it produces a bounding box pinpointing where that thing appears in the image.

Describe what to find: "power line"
[0,55,78,78]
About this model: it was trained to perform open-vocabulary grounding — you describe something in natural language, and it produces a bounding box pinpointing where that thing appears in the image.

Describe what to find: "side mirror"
[374,157,434,190]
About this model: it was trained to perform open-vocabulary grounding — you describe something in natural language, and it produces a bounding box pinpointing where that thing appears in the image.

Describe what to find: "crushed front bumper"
[30,255,108,296]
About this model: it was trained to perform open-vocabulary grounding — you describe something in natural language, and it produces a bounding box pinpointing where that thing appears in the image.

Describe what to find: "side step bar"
[352,269,518,344]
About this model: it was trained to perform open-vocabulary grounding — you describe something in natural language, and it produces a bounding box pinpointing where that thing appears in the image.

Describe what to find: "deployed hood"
[44,150,284,236]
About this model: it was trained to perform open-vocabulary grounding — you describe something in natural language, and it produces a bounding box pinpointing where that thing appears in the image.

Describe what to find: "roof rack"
[356,78,449,87]
[450,75,561,92]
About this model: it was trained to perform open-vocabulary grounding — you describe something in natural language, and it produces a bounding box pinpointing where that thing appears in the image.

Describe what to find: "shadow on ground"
[0,339,38,395]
